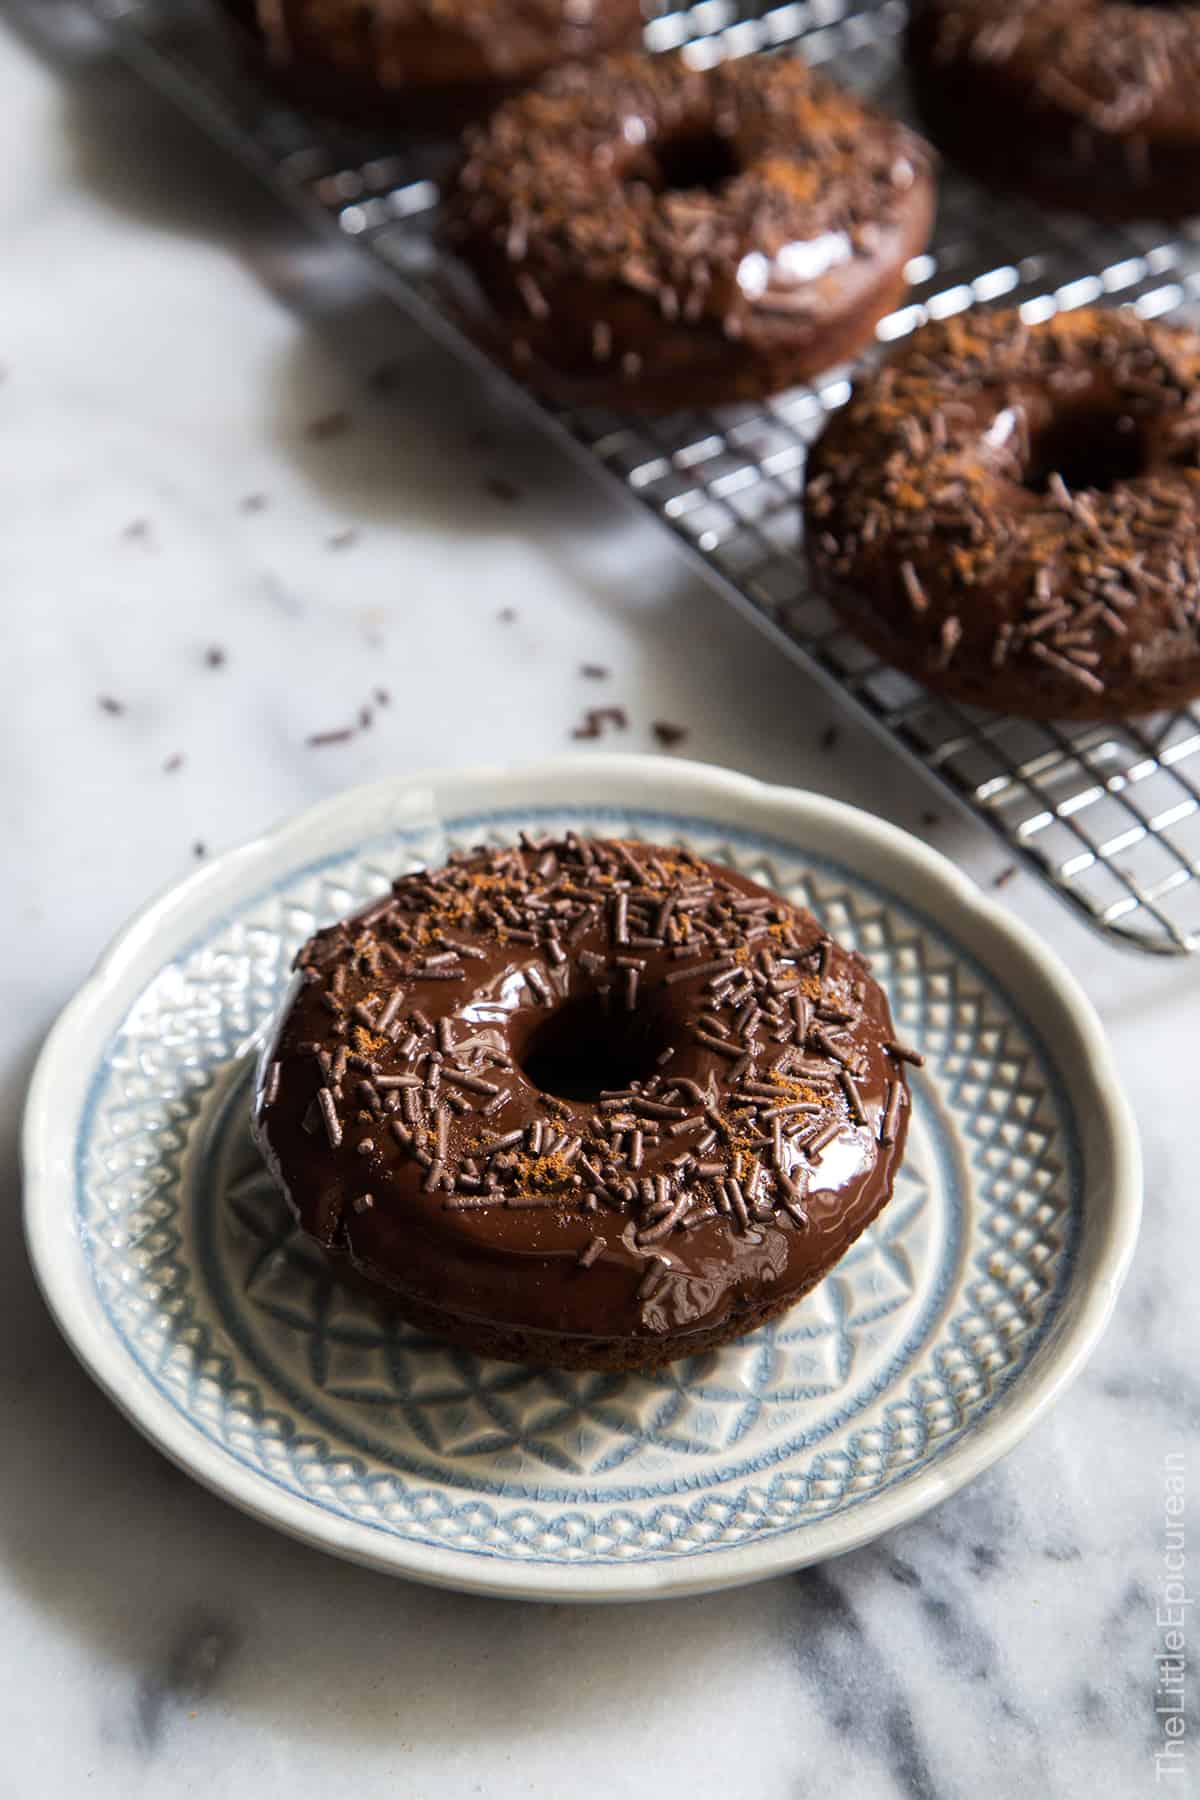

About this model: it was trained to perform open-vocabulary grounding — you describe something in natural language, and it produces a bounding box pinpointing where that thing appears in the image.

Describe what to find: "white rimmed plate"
[23,757,1141,1600]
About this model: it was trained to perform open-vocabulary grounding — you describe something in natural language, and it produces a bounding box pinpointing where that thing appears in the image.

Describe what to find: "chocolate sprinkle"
[447,53,931,407]
[263,835,911,1340]
[572,705,629,741]
[880,1079,904,1146]
[807,308,1200,719]
[306,727,357,748]
[652,721,689,749]
[317,1086,342,1148]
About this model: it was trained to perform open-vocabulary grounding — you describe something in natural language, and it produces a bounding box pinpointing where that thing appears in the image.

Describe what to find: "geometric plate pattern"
[76,804,1079,1565]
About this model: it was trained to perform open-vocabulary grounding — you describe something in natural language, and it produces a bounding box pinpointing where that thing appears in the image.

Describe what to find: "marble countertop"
[2,9,1196,1796]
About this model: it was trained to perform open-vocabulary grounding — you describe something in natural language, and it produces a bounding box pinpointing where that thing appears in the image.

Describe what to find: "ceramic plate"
[23,758,1140,1600]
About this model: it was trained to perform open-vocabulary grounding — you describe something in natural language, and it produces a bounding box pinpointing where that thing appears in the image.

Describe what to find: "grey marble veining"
[0,11,1196,1796]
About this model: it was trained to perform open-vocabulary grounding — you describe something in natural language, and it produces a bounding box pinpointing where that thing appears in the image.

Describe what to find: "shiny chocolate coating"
[806,307,1200,722]
[444,52,935,411]
[253,837,913,1367]
[908,0,1200,220]
[240,0,644,124]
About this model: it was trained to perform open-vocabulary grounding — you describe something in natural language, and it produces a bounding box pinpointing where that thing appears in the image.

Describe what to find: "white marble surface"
[1,9,1197,1796]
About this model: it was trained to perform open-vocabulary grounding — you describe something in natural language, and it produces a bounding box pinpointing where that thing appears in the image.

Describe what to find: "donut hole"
[1022,409,1145,495]
[519,994,670,1103]
[645,128,740,196]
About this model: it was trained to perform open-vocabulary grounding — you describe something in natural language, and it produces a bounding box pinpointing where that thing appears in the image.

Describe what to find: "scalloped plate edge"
[22,756,1142,1600]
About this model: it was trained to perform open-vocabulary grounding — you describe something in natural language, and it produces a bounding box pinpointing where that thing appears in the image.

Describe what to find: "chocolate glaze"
[253,837,913,1363]
[907,0,1200,218]
[239,0,643,124]
[444,53,935,411]
[806,308,1200,722]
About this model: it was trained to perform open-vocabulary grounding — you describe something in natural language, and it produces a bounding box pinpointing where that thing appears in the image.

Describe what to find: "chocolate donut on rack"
[443,50,935,409]
[233,0,644,124]
[907,0,1200,218]
[253,835,917,1371]
[805,306,1200,721]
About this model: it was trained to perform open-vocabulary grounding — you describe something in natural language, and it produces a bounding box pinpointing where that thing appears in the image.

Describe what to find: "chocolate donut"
[237,0,643,125]
[253,835,916,1371]
[443,52,936,411]
[804,308,1200,722]
[907,0,1200,218]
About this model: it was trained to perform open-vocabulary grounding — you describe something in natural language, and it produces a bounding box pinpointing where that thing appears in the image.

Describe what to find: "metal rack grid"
[70,0,1200,953]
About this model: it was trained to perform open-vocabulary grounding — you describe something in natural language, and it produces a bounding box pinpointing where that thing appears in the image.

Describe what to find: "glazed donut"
[443,51,936,410]
[253,835,916,1372]
[804,307,1200,722]
[907,0,1200,218]
[236,0,644,124]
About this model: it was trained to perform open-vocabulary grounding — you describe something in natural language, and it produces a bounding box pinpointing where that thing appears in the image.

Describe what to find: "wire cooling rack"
[65,0,1200,952]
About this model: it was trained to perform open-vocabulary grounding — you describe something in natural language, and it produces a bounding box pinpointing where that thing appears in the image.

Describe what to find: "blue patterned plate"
[23,758,1140,1599]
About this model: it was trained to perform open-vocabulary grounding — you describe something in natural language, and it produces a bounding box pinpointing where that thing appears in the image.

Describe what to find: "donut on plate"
[907,0,1200,218]
[804,306,1200,721]
[253,835,916,1371]
[233,0,644,125]
[443,51,936,410]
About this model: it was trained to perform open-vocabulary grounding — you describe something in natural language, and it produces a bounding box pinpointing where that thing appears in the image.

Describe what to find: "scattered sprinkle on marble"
[306,695,382,748]
[204,646,226,669]
[652,721,688,748]
[306,727,357,748]
[239,492,268,513]
[497,607,517,624]
[572,706,628,740]
[98,695,125,716]
[192,841,206,859]
[328,528,358,551]
[993,864,1018,889]
[163,752,185,774]
[121,518,151,543]
[580,663,609,679]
